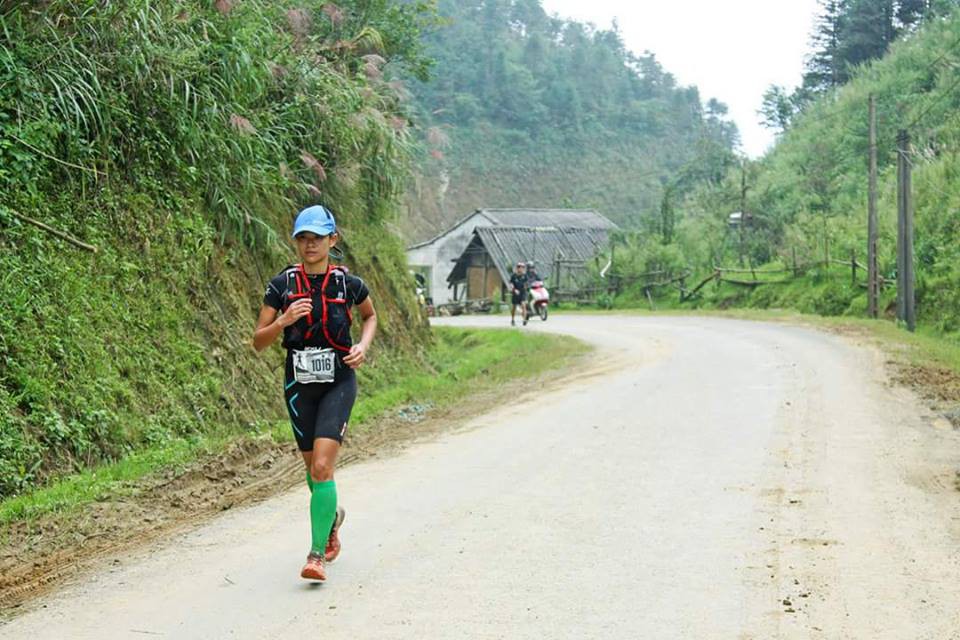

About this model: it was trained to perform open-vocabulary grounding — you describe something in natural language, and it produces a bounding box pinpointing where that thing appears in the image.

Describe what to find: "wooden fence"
[437,249,888,314]
[603,250,893,306]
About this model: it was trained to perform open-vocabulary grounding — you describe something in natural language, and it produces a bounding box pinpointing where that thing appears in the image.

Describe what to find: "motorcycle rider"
[525,261,542,286]
[523,260,542,319]
[509,261,529,327]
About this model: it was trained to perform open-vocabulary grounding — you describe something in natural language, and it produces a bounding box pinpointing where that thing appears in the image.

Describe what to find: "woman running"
[252,205,377,582]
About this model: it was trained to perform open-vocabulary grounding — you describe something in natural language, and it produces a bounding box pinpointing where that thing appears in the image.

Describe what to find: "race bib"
[292,348,337,384]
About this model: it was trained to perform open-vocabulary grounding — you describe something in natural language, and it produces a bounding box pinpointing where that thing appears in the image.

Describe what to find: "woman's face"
[295,231,338,264]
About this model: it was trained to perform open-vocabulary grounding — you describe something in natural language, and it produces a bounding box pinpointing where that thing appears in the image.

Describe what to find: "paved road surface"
[3,315,960,639]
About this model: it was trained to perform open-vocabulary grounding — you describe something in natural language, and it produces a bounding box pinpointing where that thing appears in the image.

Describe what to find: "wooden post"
[824,220,830,268]
[903,133,916,331]
[897,133,905,323]
[867,95,879,318]
[897,129,916,331]
[481,251,489,302]
[792,247,799,278]
[851,248,857,285]
[553,254,561,295]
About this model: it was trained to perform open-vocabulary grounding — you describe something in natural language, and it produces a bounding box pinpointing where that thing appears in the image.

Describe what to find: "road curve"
[3,314,959,639]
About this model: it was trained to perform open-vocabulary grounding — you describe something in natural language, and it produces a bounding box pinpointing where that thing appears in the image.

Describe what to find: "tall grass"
[0,0,432,245]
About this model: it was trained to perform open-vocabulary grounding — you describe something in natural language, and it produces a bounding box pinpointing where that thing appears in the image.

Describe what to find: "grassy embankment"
[0,326,586,525]
[0,2,438,503]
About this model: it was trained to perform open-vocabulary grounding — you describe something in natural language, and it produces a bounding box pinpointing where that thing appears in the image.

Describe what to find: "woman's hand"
[343,343,367,369]
[278,299,312,328]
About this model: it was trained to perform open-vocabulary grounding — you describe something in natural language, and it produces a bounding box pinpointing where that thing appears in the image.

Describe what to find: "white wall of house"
[406,211,491,304]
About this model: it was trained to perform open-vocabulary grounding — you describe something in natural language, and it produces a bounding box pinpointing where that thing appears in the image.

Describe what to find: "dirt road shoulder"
[0,327,590,613]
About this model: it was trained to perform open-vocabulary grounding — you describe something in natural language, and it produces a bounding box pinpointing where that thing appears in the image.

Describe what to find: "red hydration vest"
[282,263,353,353]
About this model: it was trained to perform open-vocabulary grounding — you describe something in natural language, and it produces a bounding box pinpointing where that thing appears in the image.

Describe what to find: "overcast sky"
[540,0,821,157]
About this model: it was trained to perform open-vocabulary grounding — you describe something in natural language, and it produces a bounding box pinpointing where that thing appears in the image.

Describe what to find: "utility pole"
[896,129,916,331]
[867,95,879,319]
[739,160,748,267]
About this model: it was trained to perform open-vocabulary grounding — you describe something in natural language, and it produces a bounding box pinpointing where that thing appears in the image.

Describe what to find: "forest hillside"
[401,0,739,240]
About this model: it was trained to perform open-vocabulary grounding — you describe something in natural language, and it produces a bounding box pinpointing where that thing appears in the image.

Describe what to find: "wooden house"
[447,225,614,302]
[406,208,616,304]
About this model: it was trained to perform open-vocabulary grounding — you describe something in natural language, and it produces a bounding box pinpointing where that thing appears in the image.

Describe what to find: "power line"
[786,29,960,135]
[900,150,960,201]
[906,68,960,129]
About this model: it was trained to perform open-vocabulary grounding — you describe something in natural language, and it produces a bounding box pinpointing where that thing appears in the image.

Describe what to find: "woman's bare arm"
[252,299,312,352]
[342,298,377,368]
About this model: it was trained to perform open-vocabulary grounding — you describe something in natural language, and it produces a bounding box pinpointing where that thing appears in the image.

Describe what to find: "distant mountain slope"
[401,0,738,241]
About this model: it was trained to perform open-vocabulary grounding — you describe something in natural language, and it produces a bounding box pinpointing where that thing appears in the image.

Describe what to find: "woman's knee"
[310,456,335,482]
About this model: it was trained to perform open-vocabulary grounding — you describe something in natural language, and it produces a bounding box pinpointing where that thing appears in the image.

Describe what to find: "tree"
[804,0,849,93]
[898,0,960,28]
[759,85,796,133]
[897,0,932,27]
[840,0,898,70]
[660,184,676,244]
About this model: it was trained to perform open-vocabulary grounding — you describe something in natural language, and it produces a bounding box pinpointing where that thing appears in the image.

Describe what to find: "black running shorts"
[283,352,357,450]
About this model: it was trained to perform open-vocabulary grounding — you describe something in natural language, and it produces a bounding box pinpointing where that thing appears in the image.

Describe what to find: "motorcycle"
[526,281,549,321]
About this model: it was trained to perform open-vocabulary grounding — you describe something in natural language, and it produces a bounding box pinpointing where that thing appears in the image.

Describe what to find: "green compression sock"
[309,480,337,554]
[306,471,315,492]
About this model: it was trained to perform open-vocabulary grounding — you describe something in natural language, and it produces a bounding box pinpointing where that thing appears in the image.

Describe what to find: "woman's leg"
[306,438,340,555]
[299,373,355,575]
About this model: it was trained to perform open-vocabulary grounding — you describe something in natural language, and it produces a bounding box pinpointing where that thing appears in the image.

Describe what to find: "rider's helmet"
[527,261,536,269]
[516,261,526,269]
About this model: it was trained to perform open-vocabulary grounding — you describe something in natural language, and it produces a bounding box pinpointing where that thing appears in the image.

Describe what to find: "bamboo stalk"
[7,209,99,253]
[7,132,105,177]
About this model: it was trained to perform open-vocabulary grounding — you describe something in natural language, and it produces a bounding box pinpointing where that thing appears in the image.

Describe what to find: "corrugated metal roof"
[405,210,493,250]
[448,226,610,286]
[480,208,617,230]
[406,208,616,250]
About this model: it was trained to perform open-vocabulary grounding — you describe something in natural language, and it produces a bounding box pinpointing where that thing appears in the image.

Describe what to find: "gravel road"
[3,315,959,639]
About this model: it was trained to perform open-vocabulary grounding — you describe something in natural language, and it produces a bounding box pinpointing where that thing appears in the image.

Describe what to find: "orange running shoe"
[300,552,326,581]
[325,507,346,563]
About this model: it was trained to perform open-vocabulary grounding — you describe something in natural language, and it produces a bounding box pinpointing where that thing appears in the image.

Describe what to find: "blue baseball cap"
[292,205,336,238]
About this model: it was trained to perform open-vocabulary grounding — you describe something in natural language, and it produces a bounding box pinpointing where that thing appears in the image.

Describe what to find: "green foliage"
[0,1,438,499]
[608,231,687,280]
[741,8,960,331]
[611,9,960,334]
[806,0,960,93]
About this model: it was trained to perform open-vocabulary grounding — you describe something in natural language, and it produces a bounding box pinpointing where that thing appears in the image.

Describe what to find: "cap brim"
[292,224,336,239]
